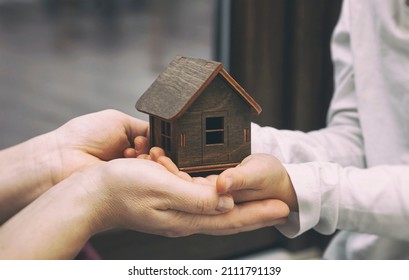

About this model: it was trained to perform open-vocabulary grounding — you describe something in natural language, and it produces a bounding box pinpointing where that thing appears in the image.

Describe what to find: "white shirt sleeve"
[252,1,409,240]
[281,163,409,242]
[252,0,409,241]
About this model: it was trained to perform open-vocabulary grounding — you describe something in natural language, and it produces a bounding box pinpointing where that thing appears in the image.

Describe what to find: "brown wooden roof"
[135,56,262,120]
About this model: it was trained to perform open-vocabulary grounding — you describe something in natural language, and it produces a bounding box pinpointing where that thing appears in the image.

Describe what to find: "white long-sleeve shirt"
[252,0,409,259]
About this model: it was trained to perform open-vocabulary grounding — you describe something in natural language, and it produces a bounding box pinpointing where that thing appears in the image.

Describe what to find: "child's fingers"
[177,171,193,182]
[157,156,179,174]
[137,154,151,160]
[156,156,193,182]
[149,147,166,162]
[123,147,137,158]
[134,136,149,156]
[192,176,213,186]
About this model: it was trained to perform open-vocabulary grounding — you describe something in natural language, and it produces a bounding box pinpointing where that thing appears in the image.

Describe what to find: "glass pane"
[206,117,224,130]
[166,122,170,135]
[161,135,171,151]
[161,121,166,135]
[165,137,171,151]
[206,131,224,145]
[161,121,171,136]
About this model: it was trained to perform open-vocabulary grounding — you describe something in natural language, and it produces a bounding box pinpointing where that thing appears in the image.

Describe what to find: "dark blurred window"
[0,0,216,148]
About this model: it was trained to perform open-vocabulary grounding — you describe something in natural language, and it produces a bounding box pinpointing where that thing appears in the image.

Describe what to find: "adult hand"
[50,109,149,184]
[1,158,286,259]
[86,158,289,237]
[0,109,149,223]
[0,150,289,259]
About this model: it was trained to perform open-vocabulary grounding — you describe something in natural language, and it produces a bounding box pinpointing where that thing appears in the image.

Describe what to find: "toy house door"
[202,112,229,164]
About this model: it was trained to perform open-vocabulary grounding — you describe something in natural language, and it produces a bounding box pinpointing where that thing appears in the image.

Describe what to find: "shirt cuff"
[275,163,321,238]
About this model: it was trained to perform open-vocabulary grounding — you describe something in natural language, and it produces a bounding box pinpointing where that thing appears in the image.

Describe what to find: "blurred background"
[0,0,342,259]
[0,0,216,146]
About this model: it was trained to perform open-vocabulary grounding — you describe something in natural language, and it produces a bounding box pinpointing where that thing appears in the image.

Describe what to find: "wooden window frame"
[161,120,171,152]
[205,116,225,146]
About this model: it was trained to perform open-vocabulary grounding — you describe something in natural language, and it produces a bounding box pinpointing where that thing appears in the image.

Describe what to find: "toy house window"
[161,121,171,152]
[205,117,224,145]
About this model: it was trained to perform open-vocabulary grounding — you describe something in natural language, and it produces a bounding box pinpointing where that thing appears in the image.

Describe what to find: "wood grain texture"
[180,162,239,173]
[230,0,342,131]
[137,57,261,174]
[136,56,222,120]
[175,74,252,171]
[136,56,261,121]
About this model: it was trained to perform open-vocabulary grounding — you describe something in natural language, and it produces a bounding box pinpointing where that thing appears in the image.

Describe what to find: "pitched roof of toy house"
[135,56,262,121]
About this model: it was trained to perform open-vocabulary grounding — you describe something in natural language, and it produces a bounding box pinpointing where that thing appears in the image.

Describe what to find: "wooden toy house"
[136,56,262,173]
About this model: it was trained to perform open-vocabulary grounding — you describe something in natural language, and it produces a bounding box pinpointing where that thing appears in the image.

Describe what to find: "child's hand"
[217,154,299,212]
[123,135,150,159]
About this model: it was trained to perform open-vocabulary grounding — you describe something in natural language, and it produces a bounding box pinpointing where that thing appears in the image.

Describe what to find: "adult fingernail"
[216,195,234,212]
